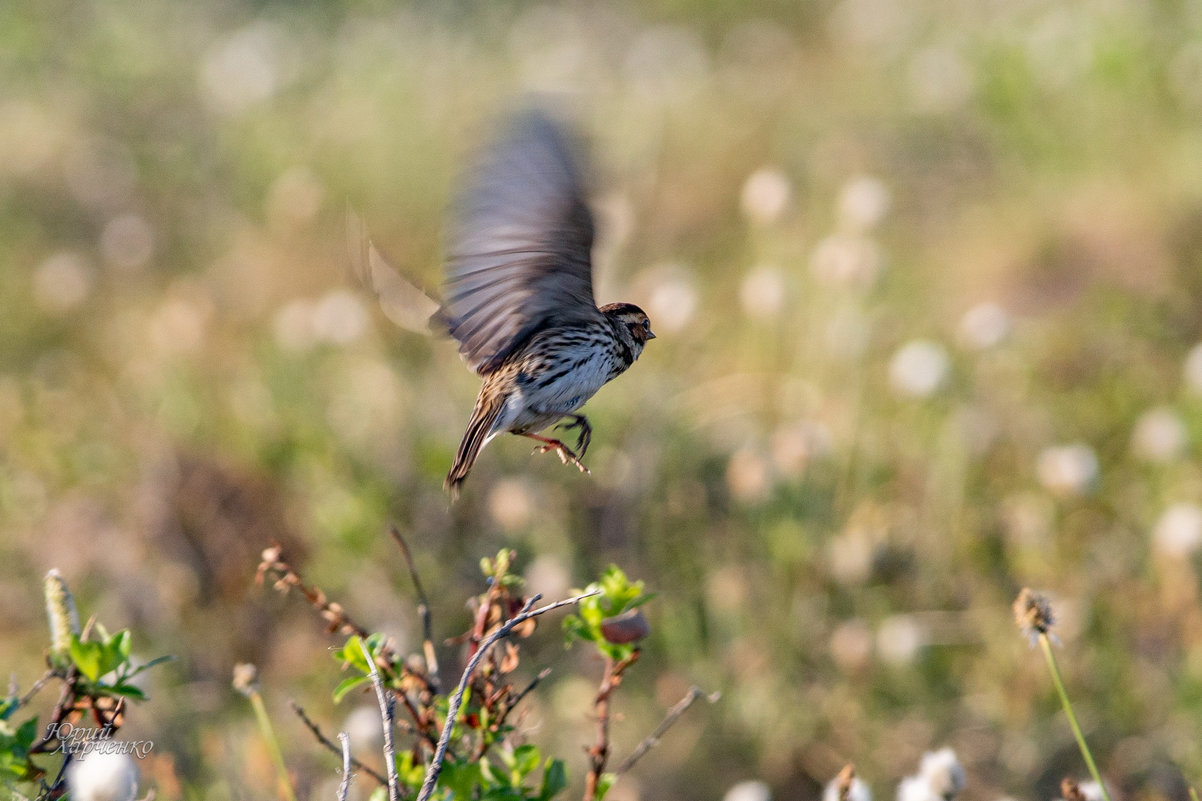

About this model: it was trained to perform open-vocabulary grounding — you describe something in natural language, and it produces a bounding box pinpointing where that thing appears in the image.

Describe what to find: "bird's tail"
[445,393,504,499]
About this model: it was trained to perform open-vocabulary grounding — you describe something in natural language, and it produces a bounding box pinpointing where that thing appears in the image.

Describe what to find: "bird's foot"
[555,415,592,456]
[525,434,591,475]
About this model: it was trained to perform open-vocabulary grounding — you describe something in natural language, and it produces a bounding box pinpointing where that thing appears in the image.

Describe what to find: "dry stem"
[416,590,599,801]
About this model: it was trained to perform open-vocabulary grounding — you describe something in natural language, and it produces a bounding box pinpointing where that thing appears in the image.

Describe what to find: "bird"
[438,110,655,497]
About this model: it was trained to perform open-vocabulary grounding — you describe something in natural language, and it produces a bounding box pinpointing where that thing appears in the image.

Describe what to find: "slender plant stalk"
[1038,633,1112,801]
[416,590,600,801]
[337,732,353,801]
[248,690,300,801]
[360,637,401,801]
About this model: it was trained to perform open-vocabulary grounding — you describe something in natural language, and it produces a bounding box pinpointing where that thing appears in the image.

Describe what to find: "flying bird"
[438,111,655,497]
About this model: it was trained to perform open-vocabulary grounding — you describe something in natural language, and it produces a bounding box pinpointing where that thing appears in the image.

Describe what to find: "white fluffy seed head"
[67,752,139,801]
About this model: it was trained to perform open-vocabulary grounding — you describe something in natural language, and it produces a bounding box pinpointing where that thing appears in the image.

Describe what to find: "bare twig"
[390,525,441,693]
[416,590,600,801]
[614,686,719,776]
[471,667,553,760]
[509,667,552,716]
[17,671,54,708]
[29,668,82,755]
[584,652,639,801]
[259,544,437,739]
[337,732,353,801]
[290,700,387,786]
[361,638,401,801]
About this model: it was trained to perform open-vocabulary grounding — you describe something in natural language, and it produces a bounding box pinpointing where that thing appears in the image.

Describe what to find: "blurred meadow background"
[5,0,1202,798]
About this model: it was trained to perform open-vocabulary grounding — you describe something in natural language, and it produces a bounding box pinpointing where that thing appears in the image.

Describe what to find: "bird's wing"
[440,110,601,375]
[346,205,441,334]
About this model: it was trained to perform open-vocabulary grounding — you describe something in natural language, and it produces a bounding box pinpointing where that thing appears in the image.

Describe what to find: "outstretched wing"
[440,110,601,375]
[346,205,441,335]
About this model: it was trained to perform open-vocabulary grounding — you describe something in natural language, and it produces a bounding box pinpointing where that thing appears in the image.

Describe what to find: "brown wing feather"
[441,110,602,375]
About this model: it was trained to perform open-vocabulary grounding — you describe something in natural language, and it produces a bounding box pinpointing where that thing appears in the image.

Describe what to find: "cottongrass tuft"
[896,747,965,801]
[1013,587,1055,644]
[67,751,139,801]
[724,779,772,801]
[824,763,872,801]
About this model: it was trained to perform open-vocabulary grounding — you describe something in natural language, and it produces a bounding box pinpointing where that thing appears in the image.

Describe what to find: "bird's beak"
[646,329,656,340]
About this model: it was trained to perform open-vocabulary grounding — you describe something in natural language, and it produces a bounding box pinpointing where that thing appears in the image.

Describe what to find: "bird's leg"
[521,433,591,475]
[555,414,592,456]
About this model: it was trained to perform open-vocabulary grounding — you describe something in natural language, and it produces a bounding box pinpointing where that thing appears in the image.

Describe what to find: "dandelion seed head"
[1153,503,1202,557]
[1184,343,1202,395]
[1036,443,1098,497]
[957,302,1010,350]
[878,614,927,665]
[34,252,93,315]
[1131,407,1187,464]
[838,175,890,232]
[889,340,949,398]
[811,234,883,289]
[740,168,791,226]
[311,289,367,345]
[740,264,787,318]
[100,214,154,272]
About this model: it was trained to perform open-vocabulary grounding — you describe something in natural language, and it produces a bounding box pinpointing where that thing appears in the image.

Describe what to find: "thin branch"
[509,667,552,716]
[584,652,639,801]
[416,590,600,801]
[390,525,441,694]
[29,668,81,755]
[361,638,401,801]
[614,686,719,776]
[337,732,353,801]
[290,700,387,786]
[18,671,54,708]
[472,667,553,761]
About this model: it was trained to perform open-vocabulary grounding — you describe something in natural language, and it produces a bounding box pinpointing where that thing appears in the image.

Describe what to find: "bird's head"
[601,302,656,349]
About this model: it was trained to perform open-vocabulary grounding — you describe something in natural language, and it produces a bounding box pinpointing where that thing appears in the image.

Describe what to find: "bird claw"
[531,440,591,475]
[555,416,592,457]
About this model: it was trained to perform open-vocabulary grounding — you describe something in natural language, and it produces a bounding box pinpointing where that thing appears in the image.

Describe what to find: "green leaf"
[512,744,540,779]
[595,772,616,801]
[110,629,132,662]
[334,633,388,675]
[396,750,426,788]
[110,683,147,701]
[441,760,483,799]
[69,636,104,682]
[0,696,17,721]
[0,717,39,780]
[14,718,37,750]
[333,675,369,703]
[538,758,567,801]
[123,653,176,680]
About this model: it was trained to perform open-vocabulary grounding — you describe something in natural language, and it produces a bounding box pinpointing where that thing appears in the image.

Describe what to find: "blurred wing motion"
[442,110,602,375]
[346,205,440,334]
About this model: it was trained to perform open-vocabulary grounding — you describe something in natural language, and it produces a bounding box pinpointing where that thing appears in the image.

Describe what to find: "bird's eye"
[642,319,650,330]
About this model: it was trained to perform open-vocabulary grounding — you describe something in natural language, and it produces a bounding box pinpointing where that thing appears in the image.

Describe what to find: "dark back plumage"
[441,111,602,375]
